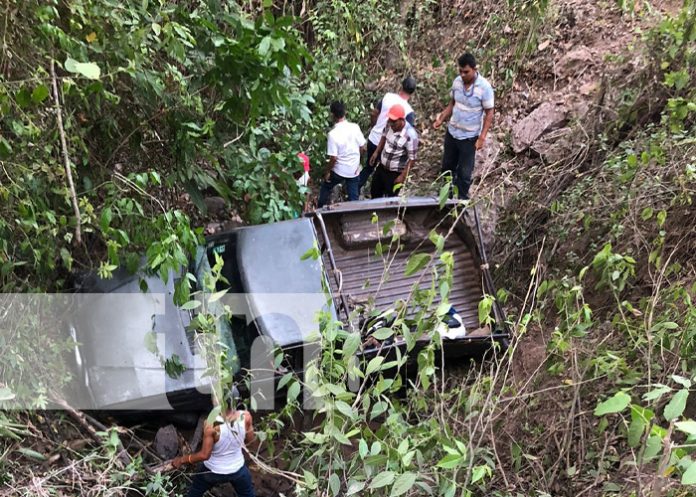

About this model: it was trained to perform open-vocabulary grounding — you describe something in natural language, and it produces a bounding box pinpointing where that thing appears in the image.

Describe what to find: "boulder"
[511,102,568,154]
[555,46,594,79]
[203,196,227,217]
[473,134,502,179]
[154,425,180,460]
[530,127,574,163]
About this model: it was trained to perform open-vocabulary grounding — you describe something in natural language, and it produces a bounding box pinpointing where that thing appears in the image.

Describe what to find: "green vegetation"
[1,0,695,496]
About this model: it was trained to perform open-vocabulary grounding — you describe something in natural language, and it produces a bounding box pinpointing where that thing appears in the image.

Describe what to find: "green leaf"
[346,480,366,496]
[335,400,355,420]
[329,473,340,496]
[682,461,696,485]
[287,381,301,403]
[64,57,101,80]
[181,300,201,310]
[303,470,317,489]
[471,465,490,484]
[671,375,691,388]
[390,472,417,497]
[100,207,113,231]
[0,136,13,159]
[438,183,449,209]
[0,386,15,402]
[642,434,662,462]
[369,471,395,489]
[365,356,384,375]
[370,327,394,340]
[18,448,46,461]
[664,389,689,421]
[643,385,671,402]
[594,391,631,416]
[31,85,50,104]
[258,36,272,56]
[342,332,361,357]
[358,439,368,459]
[404,253,430,276]
[436,453,463,469]
[208,289,228,303]
[675,421,696,436]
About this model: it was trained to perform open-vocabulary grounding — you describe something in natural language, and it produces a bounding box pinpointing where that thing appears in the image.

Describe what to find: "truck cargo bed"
[312,198,491,334]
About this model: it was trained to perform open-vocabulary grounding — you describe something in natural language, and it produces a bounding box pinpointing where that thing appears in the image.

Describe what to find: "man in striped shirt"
[369,104,418,198]
[434,53,494,200]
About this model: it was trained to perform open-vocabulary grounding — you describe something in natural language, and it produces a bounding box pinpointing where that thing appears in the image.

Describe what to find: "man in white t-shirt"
[318,101,367,207]
[358,76,417,193]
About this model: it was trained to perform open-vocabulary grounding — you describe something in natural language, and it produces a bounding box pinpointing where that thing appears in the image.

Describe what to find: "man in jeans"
[369,104,418,198]
[359,76,417,194]
[318,100,366,207]
[172,388,256,497]
[433,53,494,200]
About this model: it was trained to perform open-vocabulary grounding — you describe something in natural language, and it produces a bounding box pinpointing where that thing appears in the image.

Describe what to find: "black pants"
[358,140,379,193]
[442,131,477,200]
[371,166,401,198]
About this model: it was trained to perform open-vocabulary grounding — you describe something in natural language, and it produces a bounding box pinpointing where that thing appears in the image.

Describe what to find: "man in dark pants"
[433,53,494,200]
[318,100,367,207]
[360,76,417,194]
[369,104,418,198]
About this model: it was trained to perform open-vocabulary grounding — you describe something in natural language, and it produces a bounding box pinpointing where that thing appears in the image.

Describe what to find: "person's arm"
[395,133,418,186]
[325,156,337,180]
[243,411,255,446]
[476,108,494,150]
[326,132,338,180]
[172,424,216,468]
[433,98,454,129]
[370,135,386,166]
[370,99,382,127]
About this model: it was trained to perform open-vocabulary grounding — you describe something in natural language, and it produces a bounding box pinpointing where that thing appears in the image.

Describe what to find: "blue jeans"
[187,463,255,497]
[318,171,360,207]
[442,131,477,200]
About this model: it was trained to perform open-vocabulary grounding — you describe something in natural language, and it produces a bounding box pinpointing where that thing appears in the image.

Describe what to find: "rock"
[203,196,227,217]
[511,102,568,154]
[474,134,502,179]
[204,222,222,235]
[579,81,599,96]
[555,46,593,79]
[154,425,180,460]
[530,127,574,163]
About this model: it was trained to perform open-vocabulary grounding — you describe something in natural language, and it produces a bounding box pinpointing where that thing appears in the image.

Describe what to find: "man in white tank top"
[173,389,256,497]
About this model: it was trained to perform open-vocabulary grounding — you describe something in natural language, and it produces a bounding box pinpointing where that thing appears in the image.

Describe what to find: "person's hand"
[433,114,444,129]
[172,456,184,469]
[324,170,331,181]
[475,135,486,150]
[395,172,406,185]
[369,153,378,167]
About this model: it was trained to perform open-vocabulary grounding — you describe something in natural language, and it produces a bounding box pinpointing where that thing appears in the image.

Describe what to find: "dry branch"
[51,396,130,468]
[50,59,82,245]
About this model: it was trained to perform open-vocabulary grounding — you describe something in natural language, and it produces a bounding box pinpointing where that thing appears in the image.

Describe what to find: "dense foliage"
[1,0,695,496]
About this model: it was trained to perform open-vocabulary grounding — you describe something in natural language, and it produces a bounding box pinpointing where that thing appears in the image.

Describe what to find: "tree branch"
[50,59,82,245]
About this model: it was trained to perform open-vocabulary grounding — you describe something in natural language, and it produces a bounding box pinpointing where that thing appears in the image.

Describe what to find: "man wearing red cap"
[360,76,417,194]
[368,104,419,198]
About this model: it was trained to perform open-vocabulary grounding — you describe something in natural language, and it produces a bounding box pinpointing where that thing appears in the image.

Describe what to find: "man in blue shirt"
[434,53,494,200]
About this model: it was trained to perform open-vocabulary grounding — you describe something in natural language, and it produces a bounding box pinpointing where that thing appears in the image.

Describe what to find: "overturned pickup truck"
[68,197,510,411]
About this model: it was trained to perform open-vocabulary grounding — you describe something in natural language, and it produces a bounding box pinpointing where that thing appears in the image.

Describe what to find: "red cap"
[387,104,405,120]
[297,152,310,172]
